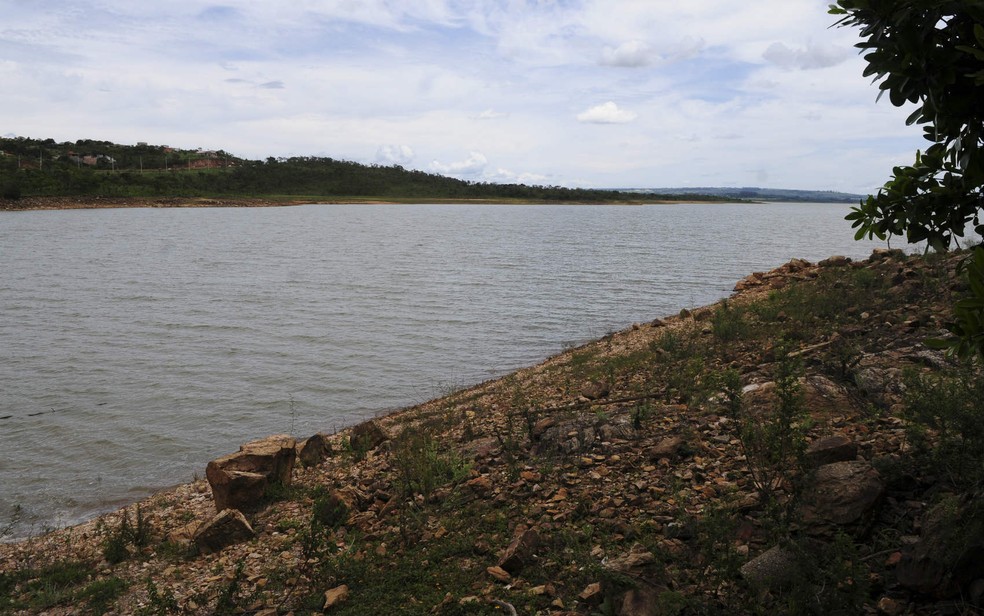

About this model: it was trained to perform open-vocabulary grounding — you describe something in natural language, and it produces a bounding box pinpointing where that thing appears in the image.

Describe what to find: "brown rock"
[800,460,884,531]
[323,584,349,610]
[487,565,511,582]
[499,528,540,574]
[193,509,255,554]
[819,255,851,267]
[581,380,610,400]
[649,436,685,460]
[579,582,603,602]
[297,432,332,467]
[350,419,390,452]
[466,475,493,495]
[605,543,656,573]
[206,434,297,512]
[876,596,903,615]
[165,520,201,546]
[740,544,803,589]
[531,417,556,439]
[805,435,858,467]
[618,586,664,616]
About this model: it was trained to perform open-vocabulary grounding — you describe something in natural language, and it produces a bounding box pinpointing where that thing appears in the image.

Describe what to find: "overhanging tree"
[832,0,984,359]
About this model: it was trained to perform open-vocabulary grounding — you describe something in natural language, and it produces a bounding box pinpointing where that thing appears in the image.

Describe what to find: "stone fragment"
[498,528,540,574]
[604,543,656,573]
[206,434,297,512]
[618,586,664,616]
[740,544,803,589]
[531,417,556,439]
[350,419,390,452]
[799,460,884,532]
[466,475,493,495]
[805,435,858,467]
[819,255,851,267]
[165,520,201,546]
[579,582,603,602]
[876,596,903,615]
[870,247,905,262]
[486,565,511,582]
[323,584,349,610]
[297,432,332,467]
[581,380,610,400]
[193,509,255,554]
[649,436,685,460]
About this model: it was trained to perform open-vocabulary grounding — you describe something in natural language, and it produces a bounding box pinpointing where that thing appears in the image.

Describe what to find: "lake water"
[0,202,890,539]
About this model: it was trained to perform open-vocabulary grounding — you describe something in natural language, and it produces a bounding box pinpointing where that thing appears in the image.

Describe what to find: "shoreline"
[0,195,744,211]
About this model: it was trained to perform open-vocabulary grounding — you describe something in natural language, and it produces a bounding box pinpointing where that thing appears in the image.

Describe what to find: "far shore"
[0,195,742,211]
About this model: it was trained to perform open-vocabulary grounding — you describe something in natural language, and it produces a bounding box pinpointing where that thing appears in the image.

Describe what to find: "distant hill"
[0,135,733,204]
[623,187,866,203]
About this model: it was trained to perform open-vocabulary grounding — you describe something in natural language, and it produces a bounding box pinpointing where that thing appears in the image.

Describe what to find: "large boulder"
[740,544,803,589]
[297,432,333,467]
[206,434,297,512]
[193,509,255,553]
[498,528,540,575]
[349,419,391,453]
[896,497,984,598]
[805,435,858,468]
[799,460,884,534]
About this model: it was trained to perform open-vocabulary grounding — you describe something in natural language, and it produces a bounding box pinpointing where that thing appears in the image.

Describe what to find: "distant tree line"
[0,136,726,203]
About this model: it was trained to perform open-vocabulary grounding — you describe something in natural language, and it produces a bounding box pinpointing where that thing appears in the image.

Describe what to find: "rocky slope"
[2,248,982,615]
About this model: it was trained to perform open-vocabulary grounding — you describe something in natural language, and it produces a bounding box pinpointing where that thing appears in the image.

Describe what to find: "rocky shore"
[2,248,982,615]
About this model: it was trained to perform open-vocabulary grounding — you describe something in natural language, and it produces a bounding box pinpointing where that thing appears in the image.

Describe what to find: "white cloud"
[474,108,507,120]
[763,41,852,70]
[375,144,414,166]
[600,40,657,67]
[430,151,488,177]
[577,102,637,124]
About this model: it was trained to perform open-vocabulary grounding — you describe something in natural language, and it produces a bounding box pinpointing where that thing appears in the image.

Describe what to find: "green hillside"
[0,136,727,204]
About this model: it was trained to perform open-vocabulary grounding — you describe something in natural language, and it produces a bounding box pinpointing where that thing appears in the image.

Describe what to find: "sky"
[0,0,928,194]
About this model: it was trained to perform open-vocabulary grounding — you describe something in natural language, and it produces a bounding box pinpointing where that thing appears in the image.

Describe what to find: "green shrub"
[77,577,127,614]
[101,506,152,564]
[718,342,807,518]
[711,299,749,342]
[312,491,350,529]
[903,365,984,489]
[391,430,471,497]
[0,560,90,611]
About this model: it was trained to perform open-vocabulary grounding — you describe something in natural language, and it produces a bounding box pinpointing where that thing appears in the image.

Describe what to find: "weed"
[101,505,152,564]
[391,429,471,497]
[779,534,870,615]
[712,299,749,342]
[718,342,807,525]
[77,576,127,614]
[135,578,180,615]
[631,401,653,430]
[214,561,252,616]
[0,559,90,611]
[666,355,708,406]
[311,490,350,530]
[903,365,984,489]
